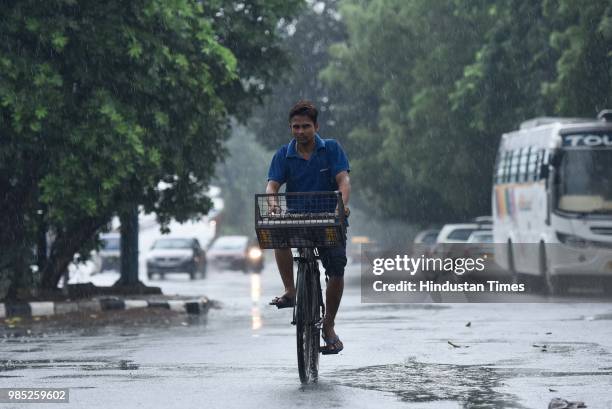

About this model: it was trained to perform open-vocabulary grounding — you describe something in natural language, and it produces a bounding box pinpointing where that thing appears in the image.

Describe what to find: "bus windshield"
[556,149,612,214]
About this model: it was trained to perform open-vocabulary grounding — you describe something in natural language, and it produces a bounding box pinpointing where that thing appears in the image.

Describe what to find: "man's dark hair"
[289,100,318,124]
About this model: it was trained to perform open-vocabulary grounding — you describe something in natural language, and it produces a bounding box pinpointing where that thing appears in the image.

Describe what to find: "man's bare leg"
[323,276,344,340]
[274,248,295,299]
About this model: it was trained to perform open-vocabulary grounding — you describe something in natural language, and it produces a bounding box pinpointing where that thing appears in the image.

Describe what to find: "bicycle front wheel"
[295,249,322,384]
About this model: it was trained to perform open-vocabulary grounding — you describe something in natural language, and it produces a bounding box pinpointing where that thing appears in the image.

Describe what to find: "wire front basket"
[255,192,346,249]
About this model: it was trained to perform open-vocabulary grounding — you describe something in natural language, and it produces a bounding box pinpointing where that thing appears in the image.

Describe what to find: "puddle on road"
[331,359,522,408]
[7,348,45,353]
[343,304,450,313]
[0,358,140,373]
[582,312,612,321]
[329,358,612,409]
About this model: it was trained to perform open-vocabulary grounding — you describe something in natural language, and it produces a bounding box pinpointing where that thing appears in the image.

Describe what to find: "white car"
[436,224,482,243]
[433,223,491,260]
[466,230,505,276]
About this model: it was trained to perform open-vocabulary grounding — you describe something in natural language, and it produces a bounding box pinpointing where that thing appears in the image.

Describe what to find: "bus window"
[518,147,529,182]
[502,150,511,183]
[527,147,537,181]
[539,150,550,179]
[557,149,612,213]
[510,149,520,183]
[495,151,506,184]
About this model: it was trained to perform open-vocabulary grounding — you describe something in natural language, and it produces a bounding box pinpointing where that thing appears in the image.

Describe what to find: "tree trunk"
[117,204,140,286]
[0,182,33,301]
[41,217,107,289]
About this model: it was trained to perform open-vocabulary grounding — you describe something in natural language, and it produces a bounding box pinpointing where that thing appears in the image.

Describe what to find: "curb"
[0,297,210,319]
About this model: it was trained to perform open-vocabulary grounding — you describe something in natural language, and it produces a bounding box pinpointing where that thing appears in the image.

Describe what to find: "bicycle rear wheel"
[295,249,322,384]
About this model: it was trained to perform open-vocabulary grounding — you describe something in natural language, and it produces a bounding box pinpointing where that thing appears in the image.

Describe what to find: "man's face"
[290,115,319,146]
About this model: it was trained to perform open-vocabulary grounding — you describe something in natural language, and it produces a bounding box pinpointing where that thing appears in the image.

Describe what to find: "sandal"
[321,333,344,355]
[269,294,295,309]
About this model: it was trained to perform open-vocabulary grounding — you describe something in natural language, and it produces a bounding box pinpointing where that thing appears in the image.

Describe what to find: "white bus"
[493,110,612,295]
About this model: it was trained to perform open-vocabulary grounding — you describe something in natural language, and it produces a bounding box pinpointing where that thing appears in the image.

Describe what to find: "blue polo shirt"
[267,134,350,193]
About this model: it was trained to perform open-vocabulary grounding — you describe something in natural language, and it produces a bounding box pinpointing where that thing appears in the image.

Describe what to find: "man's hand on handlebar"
[336,206,350,217]
[268,205,282,215]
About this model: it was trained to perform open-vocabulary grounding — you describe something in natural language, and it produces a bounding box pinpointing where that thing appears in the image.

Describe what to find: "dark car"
[207,235,264,273]
[146,237,207,280]
[96,233,121,273]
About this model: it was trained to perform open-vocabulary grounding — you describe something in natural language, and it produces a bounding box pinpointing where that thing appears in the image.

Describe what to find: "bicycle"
[254,191,347,384]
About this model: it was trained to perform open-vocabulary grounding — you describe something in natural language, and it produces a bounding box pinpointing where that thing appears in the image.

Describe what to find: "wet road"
[2,261,612,408]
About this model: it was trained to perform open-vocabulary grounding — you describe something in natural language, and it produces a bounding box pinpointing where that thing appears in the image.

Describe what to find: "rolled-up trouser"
[317,243,347,277]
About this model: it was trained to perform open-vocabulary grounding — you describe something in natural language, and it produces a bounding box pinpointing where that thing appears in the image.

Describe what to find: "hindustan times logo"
[372,255,486,276]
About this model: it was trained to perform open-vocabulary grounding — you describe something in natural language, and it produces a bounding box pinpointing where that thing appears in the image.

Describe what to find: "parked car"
[432,223,491,261]
[146,237,207,280]
[465,230,494,257]
[207,235,264,273]
[94,233,121,273]
[465,230,507,278]
[472,215,493,226]
[413,229,440,257]
[467,230,493,243]
[436,223,484,244]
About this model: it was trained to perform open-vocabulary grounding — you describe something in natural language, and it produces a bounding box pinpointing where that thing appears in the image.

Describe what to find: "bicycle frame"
[292,248,325,326]
[293,247,324,384]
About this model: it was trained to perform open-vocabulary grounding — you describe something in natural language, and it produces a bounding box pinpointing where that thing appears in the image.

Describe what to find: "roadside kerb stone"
[29,302,55,317]
[54,302,80,315]
[147,300,171,309]
[124,300,148,309]
[1,297,210,319]
[167,300,187,313]
[99,298,125,311]
[5,304,31,318]
[77,300,102,312]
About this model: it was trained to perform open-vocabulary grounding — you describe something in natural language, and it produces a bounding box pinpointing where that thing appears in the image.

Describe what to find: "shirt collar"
[286,134,326,158]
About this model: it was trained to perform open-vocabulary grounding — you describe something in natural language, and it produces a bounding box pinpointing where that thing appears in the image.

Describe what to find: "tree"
[542,0,612,115]
[320,0,610,226]
[0,0,302,296]
[450,0,559,217]
[249,0,347,150]
[322,0,495,223]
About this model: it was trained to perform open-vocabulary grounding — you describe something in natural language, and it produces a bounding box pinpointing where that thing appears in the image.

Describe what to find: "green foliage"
[0,0,302,292]
[249,0,347,150]
[322,0,495,222]
[542,0,612,115]
[207,0,306,121]
[319,0,611,225]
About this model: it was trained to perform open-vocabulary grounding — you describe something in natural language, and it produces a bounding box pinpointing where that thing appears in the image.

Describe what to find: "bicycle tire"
[295,248,321,384]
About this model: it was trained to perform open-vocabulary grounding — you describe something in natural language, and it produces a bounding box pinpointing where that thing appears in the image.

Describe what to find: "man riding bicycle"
[266,100,351,355]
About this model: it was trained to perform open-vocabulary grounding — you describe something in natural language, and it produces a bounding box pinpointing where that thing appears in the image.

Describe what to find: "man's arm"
[335,171,351,212]
[266,180,282,213]
[266,180,281,195]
